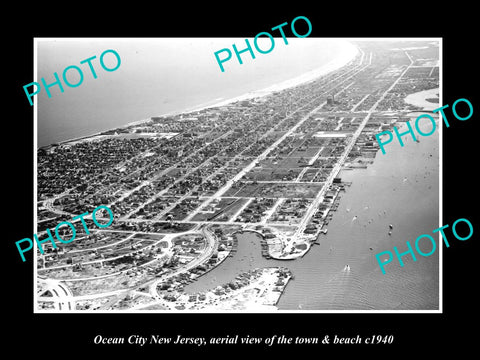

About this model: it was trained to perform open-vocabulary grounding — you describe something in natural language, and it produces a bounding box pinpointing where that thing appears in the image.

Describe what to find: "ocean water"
[276,121,439,311]
[184,119,440,311]
[37,38,357,147]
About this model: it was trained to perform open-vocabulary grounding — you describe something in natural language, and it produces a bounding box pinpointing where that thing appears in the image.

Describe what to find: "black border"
[7,5,478,356]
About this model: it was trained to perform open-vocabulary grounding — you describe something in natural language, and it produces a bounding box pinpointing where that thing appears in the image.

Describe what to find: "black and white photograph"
[6,5,478,356]
[33,37,441,312]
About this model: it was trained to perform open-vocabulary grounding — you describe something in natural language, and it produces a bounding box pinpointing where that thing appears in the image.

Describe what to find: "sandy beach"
[39,39,359,149]
[182,40,359,114]
[120,40,359,119]
[36,38,358,148]
[404,88,440,111]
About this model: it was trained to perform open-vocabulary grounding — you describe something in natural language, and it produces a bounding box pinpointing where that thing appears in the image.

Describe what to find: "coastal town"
[36,40,439,311]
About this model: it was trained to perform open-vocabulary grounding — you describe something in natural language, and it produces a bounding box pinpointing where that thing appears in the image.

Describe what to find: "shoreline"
[180,40,359,114]
[39,40,359,149]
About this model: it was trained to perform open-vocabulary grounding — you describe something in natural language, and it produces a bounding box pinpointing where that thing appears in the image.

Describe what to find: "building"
[327,94,335,105]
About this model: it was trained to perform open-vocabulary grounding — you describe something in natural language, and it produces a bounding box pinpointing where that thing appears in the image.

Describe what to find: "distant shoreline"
[177,40,359,115]
[40,41,359,150]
